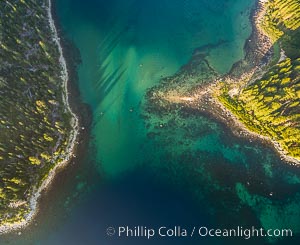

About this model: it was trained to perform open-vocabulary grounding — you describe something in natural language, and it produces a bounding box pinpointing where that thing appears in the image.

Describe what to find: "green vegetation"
[0,0,73,226]
[260,0,300,42]
[219,57,300,159]
[218,0,300,161]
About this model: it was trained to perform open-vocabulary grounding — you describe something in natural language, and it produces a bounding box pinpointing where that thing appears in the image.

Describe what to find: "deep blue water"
[2,0,300,244]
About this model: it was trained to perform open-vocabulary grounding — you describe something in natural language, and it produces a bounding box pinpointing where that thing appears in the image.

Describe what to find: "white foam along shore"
[0,0,79,234]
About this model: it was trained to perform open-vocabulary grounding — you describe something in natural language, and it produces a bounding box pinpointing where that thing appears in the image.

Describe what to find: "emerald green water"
[56,0,254,176]
[3,0,300,244]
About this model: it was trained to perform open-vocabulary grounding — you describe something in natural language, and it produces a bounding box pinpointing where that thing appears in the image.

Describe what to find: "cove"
[55,0,254,176]
[3,0,300,244]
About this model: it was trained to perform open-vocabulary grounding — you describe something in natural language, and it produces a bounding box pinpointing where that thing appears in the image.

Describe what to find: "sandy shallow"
[161,0,300,167]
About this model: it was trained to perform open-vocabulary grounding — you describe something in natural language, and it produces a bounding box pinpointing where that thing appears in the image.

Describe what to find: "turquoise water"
[55,0,254,176]
[3,0,300,244]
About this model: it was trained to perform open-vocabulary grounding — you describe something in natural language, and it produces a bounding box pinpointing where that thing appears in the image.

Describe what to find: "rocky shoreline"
[147,0,300,166]
[190,0,300,166]
[0,0,80,234]
[208,0,300,166]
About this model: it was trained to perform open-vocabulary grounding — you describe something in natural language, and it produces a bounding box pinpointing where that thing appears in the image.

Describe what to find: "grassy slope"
[218,0,300,160]
[0,1,72,224]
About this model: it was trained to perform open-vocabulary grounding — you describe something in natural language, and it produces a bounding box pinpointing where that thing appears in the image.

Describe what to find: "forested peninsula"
[1,0,300,236]
[145,0,300,164]
[0,0,78,233]
[217,0,300,162]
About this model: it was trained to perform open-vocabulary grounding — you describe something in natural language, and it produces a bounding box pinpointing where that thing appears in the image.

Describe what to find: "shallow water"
[3,0,300,244]
[56,0,254,177]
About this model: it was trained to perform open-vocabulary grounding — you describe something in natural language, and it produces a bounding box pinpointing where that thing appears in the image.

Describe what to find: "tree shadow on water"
[92,29,128,108]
